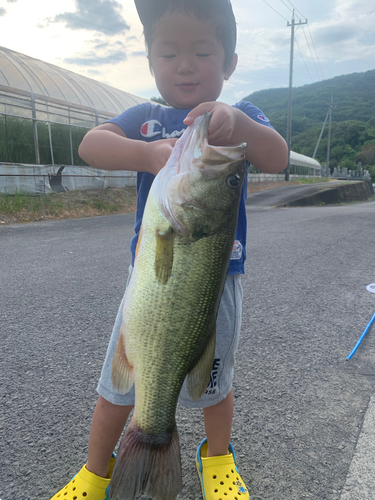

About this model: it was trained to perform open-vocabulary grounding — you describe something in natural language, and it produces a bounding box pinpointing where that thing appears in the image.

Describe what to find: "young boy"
[50,1,288,499]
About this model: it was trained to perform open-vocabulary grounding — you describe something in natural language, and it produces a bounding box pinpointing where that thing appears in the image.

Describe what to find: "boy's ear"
[224,53,238,81]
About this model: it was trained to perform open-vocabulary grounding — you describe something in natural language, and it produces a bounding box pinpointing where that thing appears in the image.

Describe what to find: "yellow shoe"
[196,439,250,500]
[50,454,115,500]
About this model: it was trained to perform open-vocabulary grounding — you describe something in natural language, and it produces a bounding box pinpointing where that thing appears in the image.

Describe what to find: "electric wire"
[294,35,314,83]
[278,0,293,13]
[302,25,322,81]
[262,0,289,21]
[307,24,325,80]
[283,0,306,20]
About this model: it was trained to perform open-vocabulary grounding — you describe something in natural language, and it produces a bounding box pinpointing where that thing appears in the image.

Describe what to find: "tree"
[150,96,169,106]
[355,144,375,166]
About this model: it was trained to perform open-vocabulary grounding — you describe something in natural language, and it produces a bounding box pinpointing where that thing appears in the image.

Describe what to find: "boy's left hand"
[183,102,237,147]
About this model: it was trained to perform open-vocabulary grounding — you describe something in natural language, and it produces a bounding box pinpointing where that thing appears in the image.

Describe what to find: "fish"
[109,113,247,500]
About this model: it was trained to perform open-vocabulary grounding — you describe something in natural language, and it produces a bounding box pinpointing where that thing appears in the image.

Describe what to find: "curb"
[280,181,374,207]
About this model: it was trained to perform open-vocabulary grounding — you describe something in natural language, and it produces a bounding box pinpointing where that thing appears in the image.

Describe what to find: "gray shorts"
[97,268,243,409]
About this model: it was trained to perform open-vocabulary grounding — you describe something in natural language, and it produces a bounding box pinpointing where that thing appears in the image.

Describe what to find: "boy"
[50,1,288,499]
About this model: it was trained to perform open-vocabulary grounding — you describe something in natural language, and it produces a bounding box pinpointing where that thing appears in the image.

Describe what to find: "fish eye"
[227,173,241,188]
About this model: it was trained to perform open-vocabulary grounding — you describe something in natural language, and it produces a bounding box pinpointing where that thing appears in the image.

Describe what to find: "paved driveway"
[1,200,374,500]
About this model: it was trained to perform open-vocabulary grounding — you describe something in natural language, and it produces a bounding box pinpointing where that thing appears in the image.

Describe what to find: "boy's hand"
[143,138,178,176]
[183,102,237,147]
[183,101,288,174]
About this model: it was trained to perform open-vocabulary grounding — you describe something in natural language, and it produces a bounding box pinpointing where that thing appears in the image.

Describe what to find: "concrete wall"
[248,173,318,182]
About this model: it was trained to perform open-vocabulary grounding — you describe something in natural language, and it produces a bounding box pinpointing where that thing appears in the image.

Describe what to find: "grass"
[292,177,330,184]
[0,177,365,225]
[0,187,137,224]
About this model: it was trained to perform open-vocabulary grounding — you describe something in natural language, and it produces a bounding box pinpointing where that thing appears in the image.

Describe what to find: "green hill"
[242,70,375,176]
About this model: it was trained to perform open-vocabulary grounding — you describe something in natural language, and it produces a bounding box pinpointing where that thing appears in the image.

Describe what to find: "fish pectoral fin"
[155,227,174,285]
[111,324,134,394]
[187,326,216,400]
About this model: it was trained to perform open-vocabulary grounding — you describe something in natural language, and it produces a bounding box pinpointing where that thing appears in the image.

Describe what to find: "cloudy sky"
[0,0,374,104]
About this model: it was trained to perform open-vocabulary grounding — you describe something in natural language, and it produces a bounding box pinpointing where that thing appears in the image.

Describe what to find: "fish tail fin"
[109,418,182,500]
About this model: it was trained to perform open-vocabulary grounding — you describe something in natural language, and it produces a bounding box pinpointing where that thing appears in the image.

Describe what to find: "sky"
[0,0,374,105]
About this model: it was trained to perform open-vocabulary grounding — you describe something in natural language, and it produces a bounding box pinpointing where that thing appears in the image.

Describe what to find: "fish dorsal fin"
[155,227,174,285]
[111,324,134,394]
[187,326,216,400]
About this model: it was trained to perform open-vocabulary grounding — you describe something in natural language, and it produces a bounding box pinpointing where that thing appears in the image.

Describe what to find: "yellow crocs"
[196,439,250,500]
[50,454,115,500]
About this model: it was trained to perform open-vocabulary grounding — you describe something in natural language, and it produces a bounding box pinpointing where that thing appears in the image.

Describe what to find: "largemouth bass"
[109,113,247,500]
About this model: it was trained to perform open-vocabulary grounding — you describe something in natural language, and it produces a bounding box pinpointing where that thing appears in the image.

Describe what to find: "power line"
[301,25,322,81]
[283,0,306,20]
[294,35,314,83]
[262,0,289,21]
[278,0,293,13]
[307,24,325,80]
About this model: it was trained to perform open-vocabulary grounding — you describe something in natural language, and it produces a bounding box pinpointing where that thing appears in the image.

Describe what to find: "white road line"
[340,393,375,499]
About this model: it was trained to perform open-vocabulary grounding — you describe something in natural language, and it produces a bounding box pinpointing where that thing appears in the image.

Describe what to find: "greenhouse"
[0,45,150,193]
[0,45,321,194]
[248,149,321,179]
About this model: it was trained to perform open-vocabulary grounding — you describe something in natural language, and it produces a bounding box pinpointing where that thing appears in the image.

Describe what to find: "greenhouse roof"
[0,45,149,117]
[290,150,321,169]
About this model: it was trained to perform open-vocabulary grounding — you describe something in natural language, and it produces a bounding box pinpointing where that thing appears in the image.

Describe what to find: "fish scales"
[125,240,233,434]
[109,113,247,500]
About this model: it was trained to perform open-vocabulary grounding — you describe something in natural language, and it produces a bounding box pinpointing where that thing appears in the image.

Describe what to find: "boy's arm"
[78,123,177,175]
[183,102,288,174]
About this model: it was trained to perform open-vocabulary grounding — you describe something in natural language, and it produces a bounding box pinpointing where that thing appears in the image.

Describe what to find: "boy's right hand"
[143,139,178,176]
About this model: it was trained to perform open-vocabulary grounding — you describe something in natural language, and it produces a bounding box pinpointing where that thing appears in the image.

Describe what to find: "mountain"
[242,70,375,174]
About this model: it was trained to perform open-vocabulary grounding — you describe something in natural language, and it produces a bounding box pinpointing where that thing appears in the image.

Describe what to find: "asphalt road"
[1,199,375,500]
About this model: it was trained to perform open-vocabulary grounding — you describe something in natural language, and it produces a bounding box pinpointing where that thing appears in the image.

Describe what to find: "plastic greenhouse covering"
[0,45,149,193]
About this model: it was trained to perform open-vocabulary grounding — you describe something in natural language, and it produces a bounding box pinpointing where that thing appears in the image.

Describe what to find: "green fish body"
[110,113,247,500]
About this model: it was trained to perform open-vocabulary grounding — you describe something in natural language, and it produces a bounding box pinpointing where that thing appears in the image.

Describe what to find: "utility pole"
[326,95,333,177]
[312,108,329,159]
[285,10,307,181]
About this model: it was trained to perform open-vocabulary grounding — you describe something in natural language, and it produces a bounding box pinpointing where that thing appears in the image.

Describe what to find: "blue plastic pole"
[346,311,375,360]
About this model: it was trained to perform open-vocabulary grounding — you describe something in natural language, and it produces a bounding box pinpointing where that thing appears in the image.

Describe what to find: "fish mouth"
[176,113,246,177]
[156,113,246,231]
[173,112,211,176]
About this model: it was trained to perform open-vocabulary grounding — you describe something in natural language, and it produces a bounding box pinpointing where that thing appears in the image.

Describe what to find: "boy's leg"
[86,395,133,478]
[203,390,233,457]
[198,389,249,499]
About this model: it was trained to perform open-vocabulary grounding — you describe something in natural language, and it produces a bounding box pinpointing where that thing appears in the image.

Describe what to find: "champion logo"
[231,240,243,260]
[140,120,163,138]
[257,114,269,122]
[140,120,186,139]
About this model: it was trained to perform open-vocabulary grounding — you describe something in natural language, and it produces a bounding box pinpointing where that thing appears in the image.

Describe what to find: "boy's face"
[149,11,237,109]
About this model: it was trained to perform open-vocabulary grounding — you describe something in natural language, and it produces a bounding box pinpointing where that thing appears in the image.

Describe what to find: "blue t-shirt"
[108,101,273,274]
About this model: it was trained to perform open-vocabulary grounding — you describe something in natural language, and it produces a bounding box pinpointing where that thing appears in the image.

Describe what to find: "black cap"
[135,0,168,27]
[135,0,234,27]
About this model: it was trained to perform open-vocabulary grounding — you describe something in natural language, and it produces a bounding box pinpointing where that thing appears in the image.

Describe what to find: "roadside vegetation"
[0,187,137,225]
[0,178,334,225]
